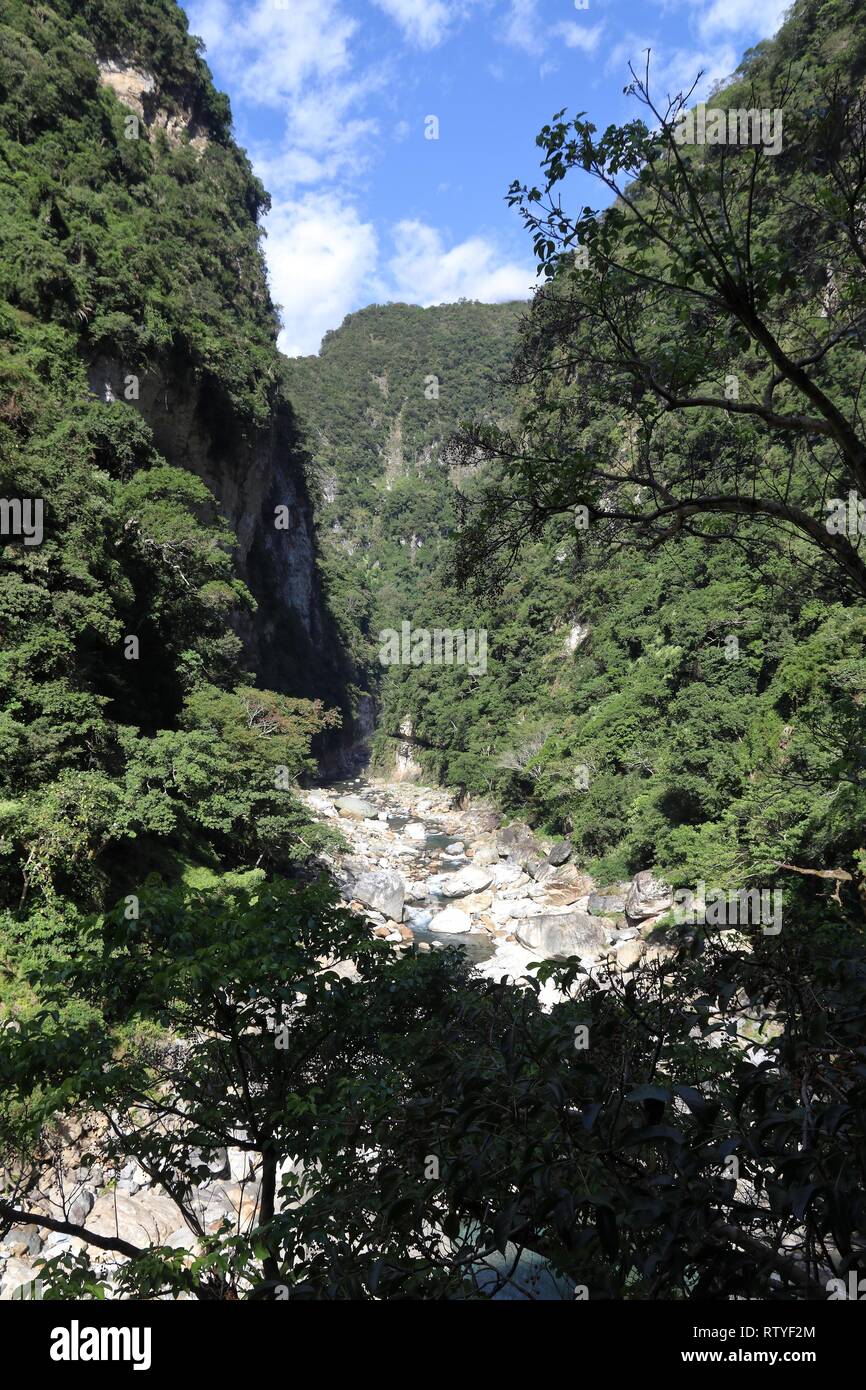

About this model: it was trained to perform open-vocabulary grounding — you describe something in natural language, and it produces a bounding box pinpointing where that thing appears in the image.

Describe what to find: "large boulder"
[116,1158,148,1194]
[515,911,608,960]
[334,795,378,820]
[615,938,647,970]
[547,840,573,866]
[516,849,549,880]
[471,842,499,867]
[492,863,527,887]
[454,891,491,915]
[550,863,590,888]
[320,958,362,982]
[0,1224,42,1260]
[404,821,427,841]
[429,906,473,934]
[87,1191,181,1246]
[625,871,673,924]
[496,825,549,879]
[0,1258,39,1300]
[588,890,627,917]
[494,898,540,920]
[352,869,405,921]
[66,1187,97,1225]
[496,823,536,855]
[441,866,494,897]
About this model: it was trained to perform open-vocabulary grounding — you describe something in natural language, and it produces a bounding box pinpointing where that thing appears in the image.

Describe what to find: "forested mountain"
[285,300,523,695]
[1,0,865,1318]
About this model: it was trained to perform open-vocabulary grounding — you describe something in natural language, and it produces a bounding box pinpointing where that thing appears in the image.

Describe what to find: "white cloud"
[372,0,454,48]
[606,34,738,103]
[186,0,356,107]
[188,0,386,198]
[603,1,791,99]
[372,0,490,49]
[697,0,790,40]
[503,0,543,55]
[252,106,379,195]
[503,1,604,60]
[265,197,379,356]
[553,21,605,54]
[385,221,534,305]
[663,45,738,99]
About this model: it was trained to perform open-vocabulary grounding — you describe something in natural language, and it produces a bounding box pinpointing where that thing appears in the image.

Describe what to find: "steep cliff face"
[82,53,348,710]
[86,354,349,713]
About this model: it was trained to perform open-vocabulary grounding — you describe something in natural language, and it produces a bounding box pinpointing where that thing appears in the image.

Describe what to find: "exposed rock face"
[86,358,351,716]
[49,45,366,767]
[625,871,673,924]
[566,621,589,652]
[515,912,608,960]
[394,717,422,781]
[97,60,156,116]
[97,59,209,149]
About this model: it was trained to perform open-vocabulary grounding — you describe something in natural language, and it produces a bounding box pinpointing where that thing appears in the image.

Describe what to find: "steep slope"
[0,0,351,716]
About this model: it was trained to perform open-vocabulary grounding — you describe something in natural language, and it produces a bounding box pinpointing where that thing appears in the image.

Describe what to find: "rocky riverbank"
[303,776,678,1007]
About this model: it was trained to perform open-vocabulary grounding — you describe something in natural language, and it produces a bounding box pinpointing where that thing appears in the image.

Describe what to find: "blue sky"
[182,0,791,355]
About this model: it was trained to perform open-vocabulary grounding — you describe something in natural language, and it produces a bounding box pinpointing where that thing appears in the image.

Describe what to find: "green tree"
[455,2,866,596]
